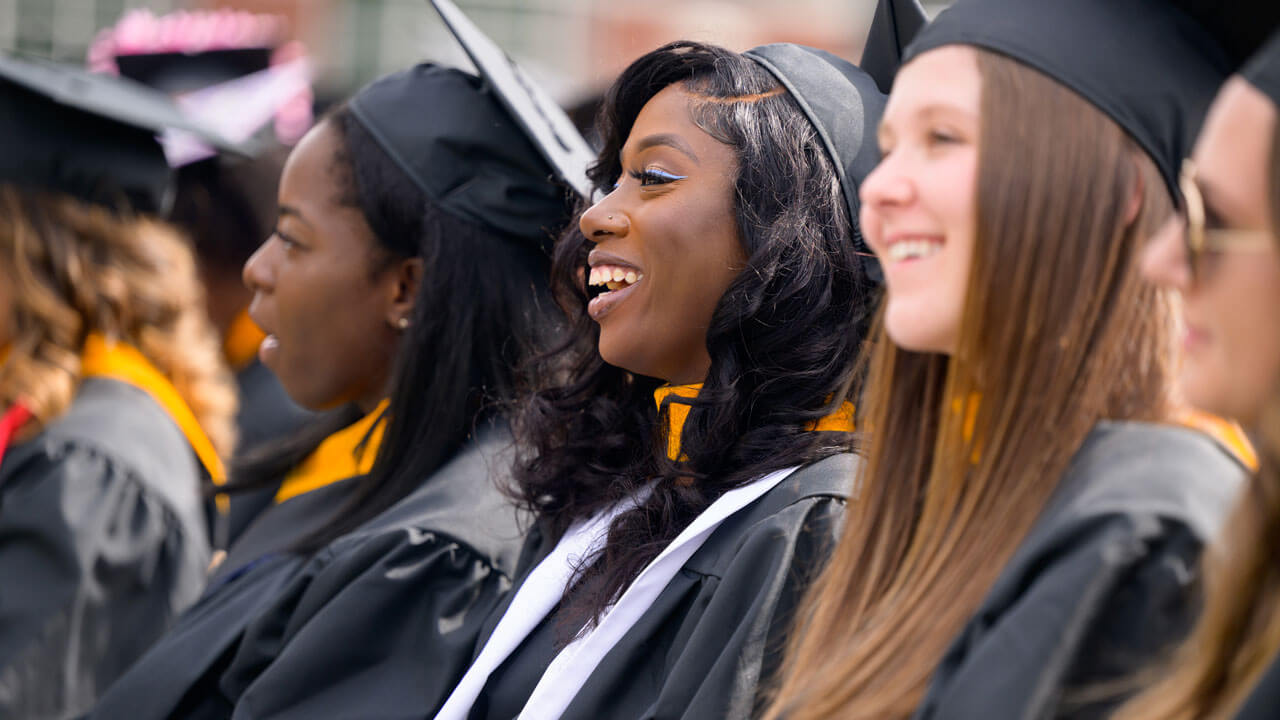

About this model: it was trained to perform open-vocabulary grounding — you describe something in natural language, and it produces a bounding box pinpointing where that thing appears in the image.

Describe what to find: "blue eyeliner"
[648,169,687,182]
[629,168,688,186]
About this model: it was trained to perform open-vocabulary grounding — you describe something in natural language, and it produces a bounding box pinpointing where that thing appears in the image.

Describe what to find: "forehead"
[282,121,342,188]
[884,45,982,123]
[631,84,700,137]
[1194,77,1276,224]
[625,83,734,161]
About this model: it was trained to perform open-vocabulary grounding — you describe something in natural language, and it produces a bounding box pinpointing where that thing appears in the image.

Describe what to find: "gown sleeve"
[915,423,1243,720]
[559,493,848,720]
[0,441,207,719]
[220,527,516,720]
[1235,651,1280,720]
[914,514,1207,720]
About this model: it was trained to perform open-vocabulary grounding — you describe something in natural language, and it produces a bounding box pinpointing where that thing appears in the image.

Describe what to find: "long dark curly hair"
[514,40,880,629]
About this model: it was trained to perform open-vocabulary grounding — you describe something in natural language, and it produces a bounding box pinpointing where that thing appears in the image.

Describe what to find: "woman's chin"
[596,337,659,380]
[1181,363,1258,426]
[884,307,958,356]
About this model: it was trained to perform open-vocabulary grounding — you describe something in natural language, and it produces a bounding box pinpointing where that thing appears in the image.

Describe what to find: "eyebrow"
[879,102,977,139]
[622,133,701,165]
[277,205,312,227]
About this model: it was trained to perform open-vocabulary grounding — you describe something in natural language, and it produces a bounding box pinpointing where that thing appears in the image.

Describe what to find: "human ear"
[385,257,424,330]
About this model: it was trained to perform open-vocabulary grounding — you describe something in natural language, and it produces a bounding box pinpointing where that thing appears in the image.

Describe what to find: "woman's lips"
[585,250,645,322]
[1183,323,1211,351]
[588,279,642,321]
[258,334,280,365]
[882,234,945,264]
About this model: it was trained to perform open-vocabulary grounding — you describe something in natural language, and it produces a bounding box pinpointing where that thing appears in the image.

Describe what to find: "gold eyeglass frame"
[1179,159,1274,277]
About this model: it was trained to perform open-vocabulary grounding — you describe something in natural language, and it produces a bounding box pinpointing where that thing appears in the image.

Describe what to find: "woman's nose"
[580,194,630,241]
[243,236,278,293]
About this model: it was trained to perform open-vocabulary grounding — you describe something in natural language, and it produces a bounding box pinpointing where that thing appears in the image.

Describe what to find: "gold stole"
[273,399,389,504]
[654,383,855,462]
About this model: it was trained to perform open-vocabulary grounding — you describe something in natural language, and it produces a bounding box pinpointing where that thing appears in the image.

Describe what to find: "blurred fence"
[0,0,950,103]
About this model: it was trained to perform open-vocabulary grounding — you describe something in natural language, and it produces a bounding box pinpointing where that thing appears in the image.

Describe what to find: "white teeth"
[886,239,943,263]
[588,265,645,288]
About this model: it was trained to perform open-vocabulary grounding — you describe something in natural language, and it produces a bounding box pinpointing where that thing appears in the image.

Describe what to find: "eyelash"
[928,129,960,145]
[877,130,959,159]
[273,229,301,250]
[622,168,687,187]
[1204,206,1229,230]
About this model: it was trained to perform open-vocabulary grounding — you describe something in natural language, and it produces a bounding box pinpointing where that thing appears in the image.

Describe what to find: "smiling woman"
[764,1,1259,718]
[581,83,747,383]
[430,39,888,720]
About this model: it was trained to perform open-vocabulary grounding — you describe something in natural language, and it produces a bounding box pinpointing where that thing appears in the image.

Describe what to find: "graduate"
[89,9,319,544]
[763,1,1269,718]
[420,10,891,718]
[86,5,581,716]
[1115,29,1280,720]
[0,55,238,717]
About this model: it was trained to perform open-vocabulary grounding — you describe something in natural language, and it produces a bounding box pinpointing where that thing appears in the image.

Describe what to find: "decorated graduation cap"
[114,48,274,96]
[744,28,897,276]
[89,9,314,166]
[903,0,1280,199]
[1243,30,1280,109]
[340,0,587,247]
[0,53,241,214]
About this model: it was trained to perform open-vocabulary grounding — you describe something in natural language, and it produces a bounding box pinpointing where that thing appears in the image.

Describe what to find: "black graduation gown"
[88,423,525,720]
[87,477,357,720]
[1235,651,1280,719]
[0,377,210,719]
[912,420,1246,720]
[225,358,316,546]
[464,452,857,720]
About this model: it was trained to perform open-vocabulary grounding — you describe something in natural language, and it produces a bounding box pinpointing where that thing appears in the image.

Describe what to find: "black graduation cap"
[348,64,574,246]
[742,44,888,276]
[339,0,588,247]
[903,0,1280,199]
[1243,30,1280,109]
[860,0,927,94]
[429,0,595,200]
[115,47,273,96]
[0,53,241,214]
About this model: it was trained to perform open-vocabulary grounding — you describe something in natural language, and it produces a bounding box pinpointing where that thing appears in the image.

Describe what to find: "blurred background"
[0,0,950,111]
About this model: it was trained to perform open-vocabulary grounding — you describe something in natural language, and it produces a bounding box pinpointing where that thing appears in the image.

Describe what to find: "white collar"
[434,465,800,720]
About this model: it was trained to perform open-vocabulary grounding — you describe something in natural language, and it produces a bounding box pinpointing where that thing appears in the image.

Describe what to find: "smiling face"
[859,45,981,356]
[578,83,746,384]
[1141,77,1280,426]
[243,120,408,412]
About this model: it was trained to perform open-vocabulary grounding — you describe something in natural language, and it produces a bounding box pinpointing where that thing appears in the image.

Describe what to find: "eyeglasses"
[1178,159,1274,279]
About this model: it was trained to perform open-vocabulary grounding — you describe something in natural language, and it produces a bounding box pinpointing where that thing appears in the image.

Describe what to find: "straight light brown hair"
[762,48,1177,720]
[1112,102,1280,720]
[0,186,237,456]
